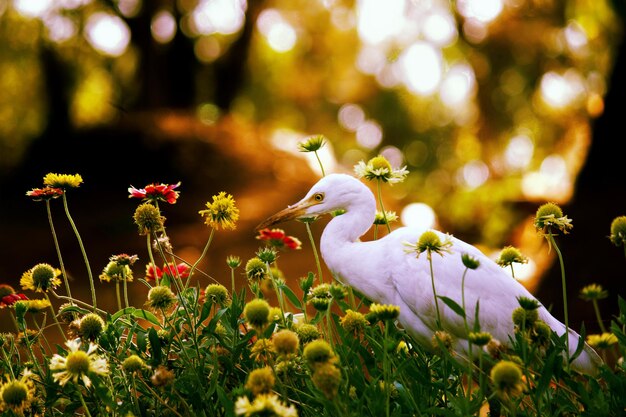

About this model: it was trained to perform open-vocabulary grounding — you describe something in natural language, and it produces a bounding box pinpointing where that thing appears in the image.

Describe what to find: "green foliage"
[3,180,626,417]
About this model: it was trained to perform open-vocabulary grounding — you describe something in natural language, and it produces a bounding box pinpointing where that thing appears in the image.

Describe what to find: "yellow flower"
[272,330,300,356]
[50,339,108,387]
[534,202,573,234]
[199,192,240,230]
[610,216,626,246]
[99,261,133,283]
[21,299,52,313]
[354,155,409,184]
[250,338,276,364]
[580,283,608,301]
[235,393,298,417]
[369,303,400,321]
[404,230,453,260]
[496,246,528,268]
[490,360,524,400]
[133,203,165,236]
[373,210,398,226]
[340,310,368,334]
[298,135,326,152]
[312,362,341,400]
[0,370,35,415]
[245,367,275,395]
[43,173,83,189]
[20,263,61,293]
[587,333,618,350]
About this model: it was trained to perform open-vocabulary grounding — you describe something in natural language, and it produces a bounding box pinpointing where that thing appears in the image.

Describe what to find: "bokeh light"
[401,203,437,230]
[85,12,131,57]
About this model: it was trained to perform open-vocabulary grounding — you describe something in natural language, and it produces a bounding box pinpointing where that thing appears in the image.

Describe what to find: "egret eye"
[313,193,324,202]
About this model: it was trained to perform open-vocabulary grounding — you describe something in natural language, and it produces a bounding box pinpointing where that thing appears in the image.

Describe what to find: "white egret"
[257,173,601,374]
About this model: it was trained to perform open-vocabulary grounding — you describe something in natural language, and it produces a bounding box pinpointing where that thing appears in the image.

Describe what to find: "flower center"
[66,351,90,375]
[31,264,55,288]
[2,381,28,406]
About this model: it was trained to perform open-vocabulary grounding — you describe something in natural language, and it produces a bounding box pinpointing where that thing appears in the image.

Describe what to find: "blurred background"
[0,0,624,334]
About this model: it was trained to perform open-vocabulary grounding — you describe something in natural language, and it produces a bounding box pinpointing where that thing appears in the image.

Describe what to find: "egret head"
[256,174,370,230]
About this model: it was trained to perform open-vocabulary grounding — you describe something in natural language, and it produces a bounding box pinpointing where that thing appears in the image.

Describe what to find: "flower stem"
[45,292,66,341]
[592,299,607,333]
[146,234,159,286]
[62,194,96,310]
[428,253,442,330]
[115,281,122,311]
[46,200,73,301]
[461,267,473,397]
[77,389,93,417]
[314,150,326,177]
[186,228,215,289]
[376,180,391,234]
[305,222,324,284]
[548,231,570,365]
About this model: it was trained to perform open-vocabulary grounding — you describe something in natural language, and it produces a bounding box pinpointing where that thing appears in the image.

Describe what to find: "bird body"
[258,173,602,374]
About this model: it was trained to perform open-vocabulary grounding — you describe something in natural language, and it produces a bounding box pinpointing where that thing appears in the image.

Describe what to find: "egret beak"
[256,198,317,230]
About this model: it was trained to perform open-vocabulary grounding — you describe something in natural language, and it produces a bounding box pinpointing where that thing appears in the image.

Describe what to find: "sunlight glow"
[400,42,442,96]
[356,120,383,149]
[457,0,503,23]
[14,0,53,18]
[338,104,365,131]
[85,12,131,57]
[257,9,298,53]
[423,9,457,47]
[45,14,77,43]
[504,134,534,171]
[439,64,475,108]
[356,0,406,44]
[151,10,177,44]
[539,70,585,110]
[521,155,571,200]
[192,0,247,35]
[459,160,489,189]
[401,203,436,230]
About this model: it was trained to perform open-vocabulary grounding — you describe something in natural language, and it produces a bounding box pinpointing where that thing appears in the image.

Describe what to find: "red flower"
[145,262,190,282]
[129,182,181,204]
[26,187,64,201]
[256,228,302,250]
[0,293,28,308]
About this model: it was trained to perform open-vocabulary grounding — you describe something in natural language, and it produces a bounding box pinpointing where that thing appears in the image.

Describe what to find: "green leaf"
[148,327,162,365]
[111,307,160,326]
[437,296,465,318]
[280,284,302,310]
[473,300,481,332]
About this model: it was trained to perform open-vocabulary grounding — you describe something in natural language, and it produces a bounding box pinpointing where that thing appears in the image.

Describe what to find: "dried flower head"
[133,203,165,235]
[199,192,239,230]
[295,323,320,344]
[534,202,573,234]
[340,310,368,334]
[50,339,108,387]
[512,307,539,328]
[298,134,326,152]
[257,247,278,264]
[257,228,302,250]
[405,230,453,260]
[128,182,181,204]
[272,330,299,357]
[490,360,524,399]
[468,332,492,346]
[461,253,480,270]
[235,393,298,417]
[580,283,609,301]
[99,261,133,283]
[244,299,271,331]
[43,173,83,189]
[431,330,454,353]
[496,246,528,268]
[517,296,540,311]
[303,339,335,368]
[0,371,34,415]
[250,338,276,363]
[26,186,64,201]
[587,333,618,349]
[312,363,341,400]
[204,284,231,307]
[79,313,105,341]
[245,367,275,395]
[354,155,409,184]
[308,284,333,311]
[373,210,398,226]
[245,258,268,281]
[122,355,146,374]
[531,321,552,348]
[227,255,242,268]
[610,216,626,246]
[150,365,175,387]
[146,286,177,311]
[20,263,61,293]
[369,303,400,321]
